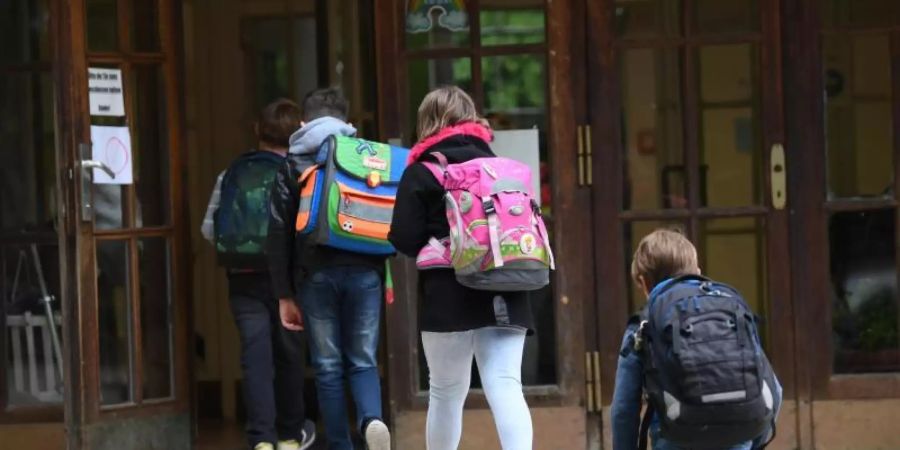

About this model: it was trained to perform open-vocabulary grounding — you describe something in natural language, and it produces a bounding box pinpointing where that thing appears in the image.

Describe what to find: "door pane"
[693,0,758,34]
[243,17,291,117]
[131,0,160,52]
[824,34,893,199]
[480,7,545,46]
[698,44,763,207]
[2,242,63,408]
[132,65,171,227]
[407,58,472,140]
[139,237,172,399]
[614,0,682,38]
[624,221,689,312]
[830,209,900,374]
[621,48,685,210]
[0,72,57,231]
[0,71,61,409]
[698,217,767,315]
[96,240,133,405]
[85,0,119,52]
[0,0,51,63]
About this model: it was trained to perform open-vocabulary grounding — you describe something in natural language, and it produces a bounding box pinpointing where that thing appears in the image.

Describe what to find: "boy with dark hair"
[267,88,391,450]
[202,98,316,450]
[611,229,781,450]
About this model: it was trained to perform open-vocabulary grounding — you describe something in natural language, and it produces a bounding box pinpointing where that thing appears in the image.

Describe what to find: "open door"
[54,0,191,448]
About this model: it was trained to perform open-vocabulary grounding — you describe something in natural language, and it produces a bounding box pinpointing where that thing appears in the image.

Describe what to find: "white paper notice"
[90,126,133,185]
[88,68,125,116]
[490,129,542,204]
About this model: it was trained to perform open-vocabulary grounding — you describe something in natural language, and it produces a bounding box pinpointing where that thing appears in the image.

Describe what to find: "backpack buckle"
[483,198,496,215]
[634,320,649,351]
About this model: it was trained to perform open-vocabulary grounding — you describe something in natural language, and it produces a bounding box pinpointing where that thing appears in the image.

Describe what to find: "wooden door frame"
[782,0,900,406]
[585,0,796,423]
[374,0,589,416]
[54,0,191,446]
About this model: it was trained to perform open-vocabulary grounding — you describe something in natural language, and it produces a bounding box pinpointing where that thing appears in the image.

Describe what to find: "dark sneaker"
[363,419,391,450]
[278,420,317,450]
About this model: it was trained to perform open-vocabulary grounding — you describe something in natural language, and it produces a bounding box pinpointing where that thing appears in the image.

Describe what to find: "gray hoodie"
[288,116,357,156]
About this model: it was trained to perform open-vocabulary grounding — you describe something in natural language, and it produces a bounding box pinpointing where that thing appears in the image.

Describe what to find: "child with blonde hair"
[389,86,535,450]
[612,229,781,450]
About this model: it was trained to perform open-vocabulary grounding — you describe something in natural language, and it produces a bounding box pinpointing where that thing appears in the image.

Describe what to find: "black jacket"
[389,133,534,333]
[267,153,385,299]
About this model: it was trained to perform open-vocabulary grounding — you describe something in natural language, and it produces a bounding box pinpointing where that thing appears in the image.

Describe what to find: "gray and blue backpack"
[633,275,777,449]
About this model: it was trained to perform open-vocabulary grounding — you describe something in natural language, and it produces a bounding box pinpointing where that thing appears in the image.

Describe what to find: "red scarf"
[407,122,493,165]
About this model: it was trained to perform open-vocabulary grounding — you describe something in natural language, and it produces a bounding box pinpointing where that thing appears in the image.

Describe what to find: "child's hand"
[279,298,304,331]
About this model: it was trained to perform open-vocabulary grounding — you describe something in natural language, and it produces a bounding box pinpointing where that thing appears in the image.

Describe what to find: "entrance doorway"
[184,0,380,448]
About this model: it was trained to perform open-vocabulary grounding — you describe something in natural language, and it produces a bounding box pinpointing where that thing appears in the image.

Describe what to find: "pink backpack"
[416,152,555,291]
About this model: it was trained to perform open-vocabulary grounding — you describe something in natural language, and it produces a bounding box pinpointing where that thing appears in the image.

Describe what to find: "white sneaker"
[363,419,391,450]
[254,443,275,450]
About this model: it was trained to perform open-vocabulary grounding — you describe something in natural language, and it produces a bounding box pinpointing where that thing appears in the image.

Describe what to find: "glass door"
[56,0,190,448]
[0,1,65,447]
[585,0,796,447]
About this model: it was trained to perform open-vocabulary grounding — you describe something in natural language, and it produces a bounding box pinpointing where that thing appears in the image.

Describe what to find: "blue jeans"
[228,273,307,449]
[299,266,384,450]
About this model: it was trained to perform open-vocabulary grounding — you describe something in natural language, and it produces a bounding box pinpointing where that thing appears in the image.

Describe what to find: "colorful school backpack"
[416,152,554,291]
[214,150,284,269]
[633,275,777,449]
[295,135,410,255]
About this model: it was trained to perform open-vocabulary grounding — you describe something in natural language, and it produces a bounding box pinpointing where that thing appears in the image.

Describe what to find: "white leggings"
[421,327,533,450]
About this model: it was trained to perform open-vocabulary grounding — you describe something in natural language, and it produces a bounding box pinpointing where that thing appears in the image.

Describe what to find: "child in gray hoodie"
[266,88,390,450]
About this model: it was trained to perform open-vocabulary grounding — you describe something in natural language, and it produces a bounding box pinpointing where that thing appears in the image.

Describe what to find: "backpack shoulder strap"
[432,151,449,168]
[638,403,654,450]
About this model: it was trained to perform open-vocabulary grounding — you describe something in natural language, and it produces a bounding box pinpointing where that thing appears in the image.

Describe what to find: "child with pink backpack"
[389,86,554,450]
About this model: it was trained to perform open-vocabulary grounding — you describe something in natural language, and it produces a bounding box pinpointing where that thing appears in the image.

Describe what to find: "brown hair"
[302,87,349,122]
[417,86,491,140]
[257,98,303,148]
[631,228,700,291]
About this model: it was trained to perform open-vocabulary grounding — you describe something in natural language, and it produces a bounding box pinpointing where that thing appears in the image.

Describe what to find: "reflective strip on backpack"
[484,196,504,268]
[295,164,320,231]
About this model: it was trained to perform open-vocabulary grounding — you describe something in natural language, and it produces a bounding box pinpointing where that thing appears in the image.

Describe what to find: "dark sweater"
[267,153,384,299]
[388,133,534,333]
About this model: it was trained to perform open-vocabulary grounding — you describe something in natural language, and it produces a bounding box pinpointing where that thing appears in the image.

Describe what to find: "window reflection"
[830,209,900,374]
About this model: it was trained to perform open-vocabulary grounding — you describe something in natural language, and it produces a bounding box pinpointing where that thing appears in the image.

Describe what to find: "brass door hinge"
[576,125,594,187]
[585,351,601,413]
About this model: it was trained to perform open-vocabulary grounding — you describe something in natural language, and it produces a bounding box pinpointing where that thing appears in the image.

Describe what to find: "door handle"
[770,144,786,210]
[77,143,116,221]
[80,159,116,179]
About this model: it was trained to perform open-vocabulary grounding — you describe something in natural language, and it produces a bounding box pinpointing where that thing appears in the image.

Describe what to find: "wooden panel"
[813,399,900,450]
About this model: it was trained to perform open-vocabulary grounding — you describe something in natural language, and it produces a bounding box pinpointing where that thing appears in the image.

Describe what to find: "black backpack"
[214,150,284,269]
[634,275,777,449]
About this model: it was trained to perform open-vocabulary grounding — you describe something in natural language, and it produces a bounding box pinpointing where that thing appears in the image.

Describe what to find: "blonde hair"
[631,228,700,291]
[416,86,491,140]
